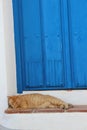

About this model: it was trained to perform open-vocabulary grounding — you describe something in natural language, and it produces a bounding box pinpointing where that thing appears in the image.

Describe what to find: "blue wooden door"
[67,0,87,88]
[13,0,87,92]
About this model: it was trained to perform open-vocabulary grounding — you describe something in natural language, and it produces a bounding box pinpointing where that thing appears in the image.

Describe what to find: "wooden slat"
[5,105,87,114]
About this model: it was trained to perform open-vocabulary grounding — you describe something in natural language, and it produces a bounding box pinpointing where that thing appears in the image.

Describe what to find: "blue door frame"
[12,0,24,93]
[12,0,87,93]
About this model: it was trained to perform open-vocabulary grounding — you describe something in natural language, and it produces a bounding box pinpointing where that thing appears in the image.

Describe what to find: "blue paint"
[12,0,23,93]
[67,0,87,88]
[12,0,87,93]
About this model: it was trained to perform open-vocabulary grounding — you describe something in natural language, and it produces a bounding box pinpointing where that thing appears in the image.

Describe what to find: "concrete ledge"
[2,112,87,130]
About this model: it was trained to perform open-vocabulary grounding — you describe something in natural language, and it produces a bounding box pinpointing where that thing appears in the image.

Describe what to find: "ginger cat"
[8,93,73,110]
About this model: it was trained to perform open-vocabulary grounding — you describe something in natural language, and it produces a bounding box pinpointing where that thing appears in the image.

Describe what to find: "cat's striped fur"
[8,93,73,110]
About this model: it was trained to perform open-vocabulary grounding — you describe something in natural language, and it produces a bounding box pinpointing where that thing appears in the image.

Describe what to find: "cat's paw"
[60,103,73,110]
[68,103,73,109]
[60,104,67,110]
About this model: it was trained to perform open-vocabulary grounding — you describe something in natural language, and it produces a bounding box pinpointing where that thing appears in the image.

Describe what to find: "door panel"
[21,0,64,89]
[22,0,43,87]
[68,0,87,87]
[41,0,64,87]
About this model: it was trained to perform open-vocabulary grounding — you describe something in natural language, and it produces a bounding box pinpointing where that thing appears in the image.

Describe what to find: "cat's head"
[8,96,20,109]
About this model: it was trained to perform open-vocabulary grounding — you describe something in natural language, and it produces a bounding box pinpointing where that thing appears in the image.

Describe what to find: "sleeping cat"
[8,93,73,110]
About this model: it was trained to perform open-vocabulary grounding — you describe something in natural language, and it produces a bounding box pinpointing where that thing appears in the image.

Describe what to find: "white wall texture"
[2,0,17,96]
[1,0,87,130]
[0,0,17,114]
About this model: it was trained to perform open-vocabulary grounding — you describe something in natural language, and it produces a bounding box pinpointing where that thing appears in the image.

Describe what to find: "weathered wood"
[5,105,87,114]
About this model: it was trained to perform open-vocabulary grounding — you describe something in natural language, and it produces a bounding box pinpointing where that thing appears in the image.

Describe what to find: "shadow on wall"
[0,125,16,130]
[0,125,33,130]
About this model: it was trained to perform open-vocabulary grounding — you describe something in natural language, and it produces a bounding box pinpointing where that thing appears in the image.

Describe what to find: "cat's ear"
[8,96,10,99]
[8,96,11,99]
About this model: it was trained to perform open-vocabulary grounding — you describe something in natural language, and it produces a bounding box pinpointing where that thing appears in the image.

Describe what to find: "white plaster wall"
[2,0,17,96]
[0,0,17,114]
[1,0,87,130]
[0,0,7,115]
